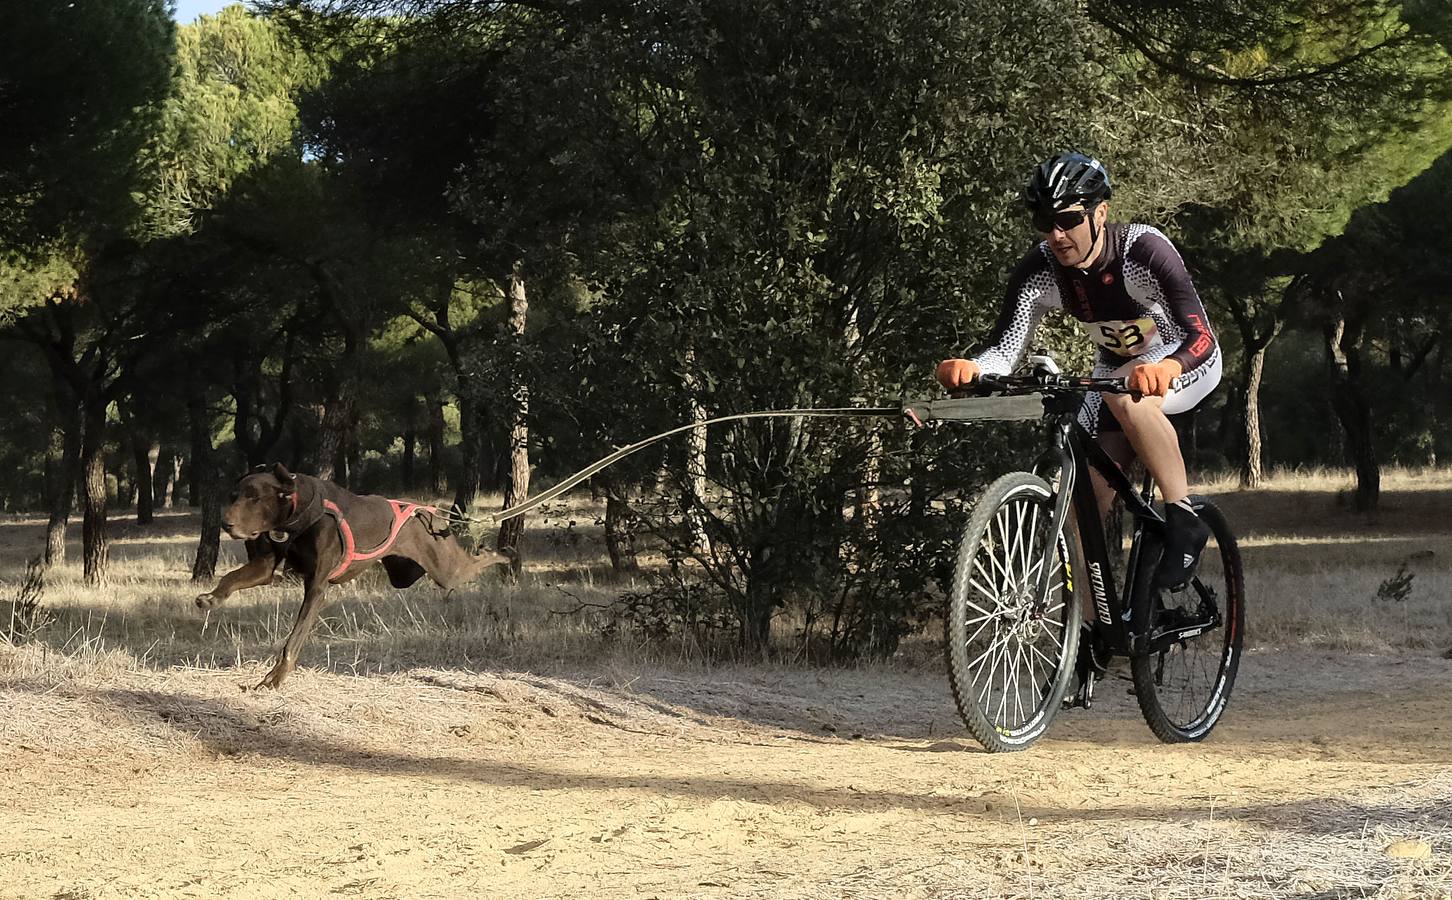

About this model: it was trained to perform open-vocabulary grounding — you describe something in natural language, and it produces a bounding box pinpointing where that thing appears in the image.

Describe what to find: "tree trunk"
[80,398,109,586]
[452,393,482,515]
[603,486,640,574]
[332,441,349,488]
[402,429,417,492]
[428,395,446,496]
[1229,302,1284,490]
[482,426,505,493]
[132,432,159,525]
[742,545,776,655]
[855,424,883,528]
[1325,314,1379,511]
[346,435,360,490]
[680,348,712,556]
[496,266,530,578]
[44,403,83,568]
[187,442,202,508]
[232,371,262,469]
[315,388,354,484]
[158,451,182,509]
[190,392,222,581]
[1239,342,1269,490]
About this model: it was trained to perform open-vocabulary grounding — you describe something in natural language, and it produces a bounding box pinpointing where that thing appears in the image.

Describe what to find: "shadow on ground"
[6,679,1447,840]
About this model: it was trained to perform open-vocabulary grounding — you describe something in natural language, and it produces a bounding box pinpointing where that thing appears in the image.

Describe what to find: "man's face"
[1035,202,1108,267]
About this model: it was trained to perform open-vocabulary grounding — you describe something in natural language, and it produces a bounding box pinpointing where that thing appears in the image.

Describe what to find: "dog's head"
[222,463,299,540]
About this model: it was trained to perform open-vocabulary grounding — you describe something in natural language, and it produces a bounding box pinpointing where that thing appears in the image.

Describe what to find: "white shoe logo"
[1183,554,1194,567]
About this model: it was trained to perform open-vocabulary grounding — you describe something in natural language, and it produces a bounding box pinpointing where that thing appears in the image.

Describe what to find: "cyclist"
[936,152,1221,590]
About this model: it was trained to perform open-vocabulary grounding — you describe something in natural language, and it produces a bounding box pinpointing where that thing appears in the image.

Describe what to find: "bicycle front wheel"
[1130,495,1245,743]
[945,472,1084,753]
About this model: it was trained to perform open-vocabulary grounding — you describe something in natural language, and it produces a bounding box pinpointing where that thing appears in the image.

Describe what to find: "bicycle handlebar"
[903,369,1160,427]
[952,372,1141,399]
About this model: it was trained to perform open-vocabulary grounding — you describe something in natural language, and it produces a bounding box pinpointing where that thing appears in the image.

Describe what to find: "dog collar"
[271,480,322,543]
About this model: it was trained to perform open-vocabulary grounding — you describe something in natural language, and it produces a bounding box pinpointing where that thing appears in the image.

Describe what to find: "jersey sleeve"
[969,246,1062,376]
[1126,227,1217,371]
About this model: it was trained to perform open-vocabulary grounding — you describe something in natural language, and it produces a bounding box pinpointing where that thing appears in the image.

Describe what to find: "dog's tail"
[484,544,518,564]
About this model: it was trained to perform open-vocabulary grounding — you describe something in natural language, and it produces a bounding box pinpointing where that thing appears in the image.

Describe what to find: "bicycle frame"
[907,373,1213,657]
[1028,397,1164,656]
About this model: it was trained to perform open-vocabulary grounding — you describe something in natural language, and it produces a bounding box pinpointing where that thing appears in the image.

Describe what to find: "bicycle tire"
[945,472,1084,753]
[1130,496,1245,743]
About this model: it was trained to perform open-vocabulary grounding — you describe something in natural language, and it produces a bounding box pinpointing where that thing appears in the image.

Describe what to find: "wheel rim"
[959,492,1072,736]
[1147,530,1235,733]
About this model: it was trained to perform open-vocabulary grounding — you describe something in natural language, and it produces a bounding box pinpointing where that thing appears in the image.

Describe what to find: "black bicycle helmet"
[1023,152,1113,213]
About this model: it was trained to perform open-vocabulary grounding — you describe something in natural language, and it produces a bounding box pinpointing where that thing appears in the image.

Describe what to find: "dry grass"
[0,470,1450,898]
[2,469,1451,688]
[0,493,688,687]
[1201,467,1452,654]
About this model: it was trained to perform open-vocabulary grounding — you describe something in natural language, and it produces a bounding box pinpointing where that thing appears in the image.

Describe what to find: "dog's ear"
[272,463,297,496]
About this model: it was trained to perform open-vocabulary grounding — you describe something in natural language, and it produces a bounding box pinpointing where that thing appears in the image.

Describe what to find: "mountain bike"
[905,359,1245,753]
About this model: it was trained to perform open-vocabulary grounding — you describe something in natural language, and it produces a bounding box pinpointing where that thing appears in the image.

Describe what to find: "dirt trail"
[2,649,1450,899]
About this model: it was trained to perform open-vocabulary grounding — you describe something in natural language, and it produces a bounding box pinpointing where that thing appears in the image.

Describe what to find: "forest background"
[4,0,1452,657]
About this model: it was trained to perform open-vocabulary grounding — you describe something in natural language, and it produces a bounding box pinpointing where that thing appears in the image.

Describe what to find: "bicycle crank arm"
[1136,609,1223,656]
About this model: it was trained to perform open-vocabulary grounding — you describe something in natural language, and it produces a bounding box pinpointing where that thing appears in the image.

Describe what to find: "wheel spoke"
[1024,641,1044,706]
[949,477,1094,750]
[984,529,1011,590]
[1015,642,1030,724]
[1023,503,1042,589]
[966,627,1011,677]
[995,508,1017,592]
[1132,522,1241,741]
[1028,641,1059,671]
[968,575,1001,607]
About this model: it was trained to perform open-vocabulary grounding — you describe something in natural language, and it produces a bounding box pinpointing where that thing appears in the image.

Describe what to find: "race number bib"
[1083,317,1159,357]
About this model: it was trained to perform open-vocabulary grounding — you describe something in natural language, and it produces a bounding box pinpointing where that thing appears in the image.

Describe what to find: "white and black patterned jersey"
[970,223,1218,375]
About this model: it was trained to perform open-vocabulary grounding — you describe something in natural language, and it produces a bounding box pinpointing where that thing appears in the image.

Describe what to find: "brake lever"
[948,380,1000,399]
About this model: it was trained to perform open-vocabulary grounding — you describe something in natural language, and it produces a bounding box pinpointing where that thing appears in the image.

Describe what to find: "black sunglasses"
[1031,207,1093,234]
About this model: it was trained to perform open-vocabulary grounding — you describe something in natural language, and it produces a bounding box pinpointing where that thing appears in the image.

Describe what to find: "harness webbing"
[323,498,438,581]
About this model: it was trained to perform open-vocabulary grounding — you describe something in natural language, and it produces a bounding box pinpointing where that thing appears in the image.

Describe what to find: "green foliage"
[5,0,1452,654]
[139,5,323,239]
[0,0,174,255]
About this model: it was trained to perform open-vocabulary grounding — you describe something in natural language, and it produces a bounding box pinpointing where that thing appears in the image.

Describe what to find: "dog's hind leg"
[381,555,426,589]
[401,519,507,590]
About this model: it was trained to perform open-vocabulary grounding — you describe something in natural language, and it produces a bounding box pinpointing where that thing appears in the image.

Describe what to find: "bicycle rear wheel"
[945,472,1084,752]
[1130,496,1245,742]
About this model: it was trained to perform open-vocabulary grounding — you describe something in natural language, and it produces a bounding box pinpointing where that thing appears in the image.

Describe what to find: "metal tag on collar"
[268,529,290,543]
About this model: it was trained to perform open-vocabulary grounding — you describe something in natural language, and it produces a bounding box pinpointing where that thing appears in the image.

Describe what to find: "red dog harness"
[322,498,439,582]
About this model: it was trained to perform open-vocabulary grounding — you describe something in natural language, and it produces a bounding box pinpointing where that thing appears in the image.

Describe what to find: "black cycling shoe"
[1154,502,1212,591]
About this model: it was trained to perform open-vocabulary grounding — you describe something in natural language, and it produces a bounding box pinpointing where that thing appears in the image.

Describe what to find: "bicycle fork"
[1031,427,1077,615]
[1030,428,1095,707]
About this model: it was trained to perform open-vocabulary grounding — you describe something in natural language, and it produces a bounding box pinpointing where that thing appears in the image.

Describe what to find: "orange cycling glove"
[935,358,981,391]
[1129,359,1183,397]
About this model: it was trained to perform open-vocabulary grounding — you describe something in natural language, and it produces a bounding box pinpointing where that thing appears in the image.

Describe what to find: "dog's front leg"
[196,548,277,609]
[255,571,331,690]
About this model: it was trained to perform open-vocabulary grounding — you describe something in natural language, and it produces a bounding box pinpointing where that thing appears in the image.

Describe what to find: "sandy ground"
[2,648,1450,899]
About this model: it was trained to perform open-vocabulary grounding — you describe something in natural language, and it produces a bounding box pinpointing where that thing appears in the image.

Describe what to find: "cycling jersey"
[972,222,1217,375]
[969,222,1220,435]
